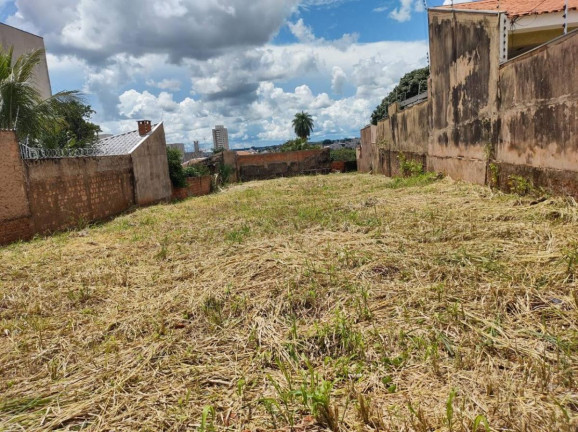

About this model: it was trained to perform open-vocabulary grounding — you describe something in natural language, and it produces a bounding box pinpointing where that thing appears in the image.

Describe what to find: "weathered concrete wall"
[236,148,331,182]
[131,123,172,205]
[0,131,33,244]
[388,101,429,177]
[358,125,377,173]
[428,10,501,184]
[496,30,578,196]
[357,13,577,198]
[25,156,135,234]
[0,23,51,100]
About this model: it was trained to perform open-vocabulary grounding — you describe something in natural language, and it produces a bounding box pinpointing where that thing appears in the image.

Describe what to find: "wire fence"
[19,142,103,160]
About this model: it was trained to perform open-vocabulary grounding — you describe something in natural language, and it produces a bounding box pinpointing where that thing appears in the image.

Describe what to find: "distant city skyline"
[0,0,451,148]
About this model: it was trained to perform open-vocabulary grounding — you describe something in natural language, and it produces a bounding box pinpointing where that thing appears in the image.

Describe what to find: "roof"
[97,129,147,156]
[440,0,578,18]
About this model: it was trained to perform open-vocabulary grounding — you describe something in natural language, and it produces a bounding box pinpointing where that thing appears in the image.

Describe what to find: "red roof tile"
[440,0,577,18]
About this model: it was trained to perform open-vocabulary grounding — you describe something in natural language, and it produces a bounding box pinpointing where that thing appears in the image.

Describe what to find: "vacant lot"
[1,173,576,431]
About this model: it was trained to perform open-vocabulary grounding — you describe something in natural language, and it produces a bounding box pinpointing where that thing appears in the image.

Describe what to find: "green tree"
[167,147,186,188]
[370,66,429,125]
[279,137,319,152]
[41,100,101,149]
[0,46,81,144]
[292,111,314,141]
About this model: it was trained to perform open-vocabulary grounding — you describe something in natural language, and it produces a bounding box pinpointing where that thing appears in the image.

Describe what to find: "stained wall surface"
[428,10,501,184]
[131,123,172,205]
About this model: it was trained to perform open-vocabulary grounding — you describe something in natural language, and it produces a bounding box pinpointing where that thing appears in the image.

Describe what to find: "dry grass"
[0,173,577,432]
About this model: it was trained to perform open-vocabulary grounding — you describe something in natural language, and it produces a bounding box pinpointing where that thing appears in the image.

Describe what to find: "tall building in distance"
[212,125,229,151]
[194,140,200,154]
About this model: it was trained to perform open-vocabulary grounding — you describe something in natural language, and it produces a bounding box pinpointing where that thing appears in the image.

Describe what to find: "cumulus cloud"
[7,0,299,63]
[389,0,425,23]
[331,66,347,94]
[5,0,429,147]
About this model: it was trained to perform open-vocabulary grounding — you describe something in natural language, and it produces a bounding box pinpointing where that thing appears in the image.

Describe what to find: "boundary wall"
[0,125,171,245]
[358,11,577,197]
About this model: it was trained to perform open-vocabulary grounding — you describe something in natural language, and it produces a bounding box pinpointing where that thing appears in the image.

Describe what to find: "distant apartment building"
[212,125,229,151]
[0,23,52,100]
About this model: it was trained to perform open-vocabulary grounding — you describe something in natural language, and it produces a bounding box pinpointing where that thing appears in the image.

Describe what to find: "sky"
[0,0,453,150]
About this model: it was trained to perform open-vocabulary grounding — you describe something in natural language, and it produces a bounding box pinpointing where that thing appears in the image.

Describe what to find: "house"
[443,0,578,60]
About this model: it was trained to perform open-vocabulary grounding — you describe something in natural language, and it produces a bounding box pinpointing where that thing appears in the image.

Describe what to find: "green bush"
[330,148,356,162]
[219,164,234,184]
[184,164,210,178]
[167,147,186,188]
[279,138,319,152]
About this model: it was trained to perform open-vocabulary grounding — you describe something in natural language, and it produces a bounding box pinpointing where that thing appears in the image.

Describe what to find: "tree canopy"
[292,111,314,141]
[370,66,430,125]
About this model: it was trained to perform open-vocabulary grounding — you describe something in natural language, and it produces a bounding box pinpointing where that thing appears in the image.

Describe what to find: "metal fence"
[400,92,428,109]
[19,142,102,160]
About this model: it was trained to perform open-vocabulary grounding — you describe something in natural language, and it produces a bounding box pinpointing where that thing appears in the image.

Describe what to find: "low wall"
[235,148,331,182]
[172,175,212,200]
[26,156,135,234]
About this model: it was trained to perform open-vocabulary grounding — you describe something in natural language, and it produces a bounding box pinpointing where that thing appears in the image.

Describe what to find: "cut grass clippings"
[0,173,577,431]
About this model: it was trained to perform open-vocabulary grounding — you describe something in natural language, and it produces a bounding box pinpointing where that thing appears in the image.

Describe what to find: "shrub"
[330,148,356,162]
[184,164,210,178]
[219,164,234,184]
[397,153,423,177]
[167,147,186,188]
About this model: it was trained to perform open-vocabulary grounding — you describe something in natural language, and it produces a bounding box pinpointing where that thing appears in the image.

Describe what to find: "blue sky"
[0,0,450,150]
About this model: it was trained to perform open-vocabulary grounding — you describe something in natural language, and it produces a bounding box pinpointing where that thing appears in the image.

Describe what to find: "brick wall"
[172,175,212,200]
[25,156,135,234]
[0,130,33,243]
[235,148,331,182]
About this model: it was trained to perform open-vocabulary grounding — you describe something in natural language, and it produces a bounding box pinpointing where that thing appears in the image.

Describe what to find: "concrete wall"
[358,125,377,173]
[234,148,331,182]
[496,30,578,196]
[358,13,577,198]
[0,23,51,100]
[428,10,501,184]
[25,156,134,234]
[131,123,172,205]
[0,131,33,244]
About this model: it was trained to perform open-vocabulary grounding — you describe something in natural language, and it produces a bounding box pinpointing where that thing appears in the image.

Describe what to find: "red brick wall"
[172,175,212,200]
[0,217,33,244]
[25,156,135,234]
[236,148,331,181]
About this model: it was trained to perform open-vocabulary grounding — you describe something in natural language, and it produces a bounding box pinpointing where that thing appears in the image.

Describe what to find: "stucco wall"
[0,23,51,100]
[427,10,501,184]
[131,123,172,205]
[26,156,135,234]
[358,125,377,173]
[498,31,578,171]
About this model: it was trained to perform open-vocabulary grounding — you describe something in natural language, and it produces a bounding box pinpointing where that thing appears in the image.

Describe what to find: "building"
[212,125,229,151]
[0,23,52,100]
[443,0,578,60]
[194,140,200,153]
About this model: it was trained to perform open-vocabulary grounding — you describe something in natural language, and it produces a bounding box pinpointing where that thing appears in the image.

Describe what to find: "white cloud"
[288,18,317,43]
[331,66,347,94]
[146,78,182,92]
[389,0,425,23]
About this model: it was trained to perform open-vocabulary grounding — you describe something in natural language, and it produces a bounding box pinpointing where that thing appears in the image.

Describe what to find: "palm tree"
[292,111,314,141]
[0,46,79,144]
